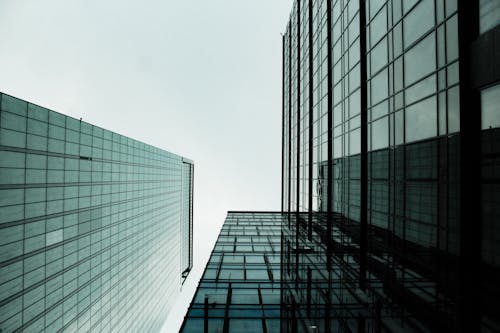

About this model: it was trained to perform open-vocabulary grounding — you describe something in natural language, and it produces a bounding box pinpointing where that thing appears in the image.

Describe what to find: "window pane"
[448,86,460,133]
[404,33,436,86]
[446,15,459,62]
[350,129,361,155]
[371,37,388,74]
[405,75,436,105]
[372,117,389,150]
[479,0,500,33]
[406,96,437,142]
[229,319,263,333]
[481,84,500,129]
[404,0,434,47]
[370,5,387,45]
[371,68,388,105]
[395,110,404,145]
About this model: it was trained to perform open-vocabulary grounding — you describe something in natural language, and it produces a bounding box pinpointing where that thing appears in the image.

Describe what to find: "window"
[371,68,388,105]
[404,33,436,86]
[405,75,436,105]
[371,37,388,75]
[480,0,500,33]
[406,96,437,142]
[370,5,387,45]
[481,84,500,129]
[372,117,389,150]
[404,0,434,47]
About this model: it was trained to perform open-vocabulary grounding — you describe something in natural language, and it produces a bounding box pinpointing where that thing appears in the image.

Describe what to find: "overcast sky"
[0,0,292,331]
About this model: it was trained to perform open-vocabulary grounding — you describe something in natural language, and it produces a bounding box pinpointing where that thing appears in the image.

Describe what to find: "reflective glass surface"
[280,0,499,332]
[180,212,283,333]
[0,92,194,333]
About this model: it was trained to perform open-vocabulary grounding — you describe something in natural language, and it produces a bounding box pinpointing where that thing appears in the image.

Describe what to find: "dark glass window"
[481,84,500,129]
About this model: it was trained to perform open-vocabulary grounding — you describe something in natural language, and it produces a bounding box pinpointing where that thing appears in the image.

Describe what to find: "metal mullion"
[326,0,333,331]
[21,99,29,330]
[359,0,368,291]
[457,0,481,331]
[289,30,293,224]
[308,0,314,240]
[297,1,302,220]
[282,35,286,213]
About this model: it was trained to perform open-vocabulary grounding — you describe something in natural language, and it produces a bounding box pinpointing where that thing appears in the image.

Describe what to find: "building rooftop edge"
[0,90,193,163]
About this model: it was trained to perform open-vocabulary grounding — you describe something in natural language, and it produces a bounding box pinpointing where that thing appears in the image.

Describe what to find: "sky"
[0,0,292,331]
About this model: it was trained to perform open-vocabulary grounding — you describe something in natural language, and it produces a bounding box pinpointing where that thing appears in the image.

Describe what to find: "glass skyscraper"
[281,0,499,332]
[0,92,194,332]
[180,212,283,333]
[182,0,499,332]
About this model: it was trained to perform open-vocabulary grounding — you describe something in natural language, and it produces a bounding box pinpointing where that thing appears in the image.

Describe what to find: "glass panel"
[404,33,436,86]
[371,37,388,74]
[371,68,388,105]
[1,112,26,132]
[350,129,361,155]
[405,96,437,142]
[350,89,361,117]
[334,136,343,158]
[370,5,387,45]
[447,86,460,133]
[480,0,500,33]
[439,92,447,134]
[403,0,419,14]
[405,75,436,105]
[446,15,459,62]
[481,84,500,129]
[231,289,259,304]
[46,229,63,246]
[372,117,389,150]
[0,151,25,168]
[0,129,26,148]
[229,319,263,333]
[404,0,434,47]
[1,95,27,116]
[372,100,389,120]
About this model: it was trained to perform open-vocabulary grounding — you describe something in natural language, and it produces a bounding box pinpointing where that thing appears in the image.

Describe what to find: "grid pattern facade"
[180,212,283,333]
[0,92,194,333]
[282,0,500,332]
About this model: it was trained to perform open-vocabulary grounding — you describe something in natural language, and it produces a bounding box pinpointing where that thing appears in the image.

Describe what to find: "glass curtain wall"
[0,93,194,333]
[180,212,283,333]
[282,0,499,331]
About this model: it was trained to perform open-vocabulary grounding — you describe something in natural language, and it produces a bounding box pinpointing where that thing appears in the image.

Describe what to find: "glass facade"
[182,1,499,332]
[0,92,194,332]
[180,212,283,333]
[282,0,500,332]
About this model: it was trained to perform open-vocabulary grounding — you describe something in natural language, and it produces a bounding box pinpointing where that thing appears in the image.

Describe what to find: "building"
[180,212,283,333]
[281,0,499,332]
[0,92,194,332]
[181,0,499,332]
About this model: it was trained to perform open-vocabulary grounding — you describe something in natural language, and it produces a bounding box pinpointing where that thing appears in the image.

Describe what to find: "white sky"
[0,0,292,331]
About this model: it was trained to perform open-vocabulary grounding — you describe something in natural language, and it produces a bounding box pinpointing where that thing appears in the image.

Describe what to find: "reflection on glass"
[404,33,436,87]
[334,136,342,158]
[446,15,459,62]
[448,86,460,133]
[395,110,404,145]
[481,84,500,129]
[406,96,437,142]
[480,0,500,33]
[371,117,389,150]
[403,0,434,47]
[371,68,388,105]
[349,129,361,155]
[371,37,387,75]
[370,5,387,45]
[405,75,436,105]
